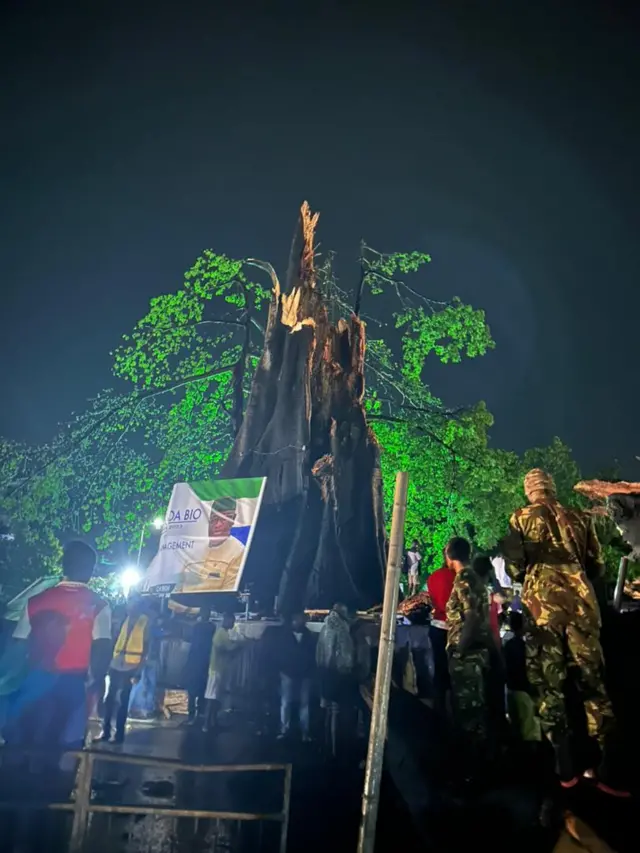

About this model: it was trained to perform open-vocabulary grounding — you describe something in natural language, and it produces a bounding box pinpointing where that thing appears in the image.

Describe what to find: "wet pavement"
[82,714,379,853]
[89,718,285,811]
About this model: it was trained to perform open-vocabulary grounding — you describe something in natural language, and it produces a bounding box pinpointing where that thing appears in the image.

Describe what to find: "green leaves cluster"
[363,248,431,294]
[397,300,494,380]
[0,238,624,598]
[113,252,268,389]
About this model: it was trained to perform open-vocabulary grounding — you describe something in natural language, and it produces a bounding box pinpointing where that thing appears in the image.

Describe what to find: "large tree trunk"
[222,202,386,613]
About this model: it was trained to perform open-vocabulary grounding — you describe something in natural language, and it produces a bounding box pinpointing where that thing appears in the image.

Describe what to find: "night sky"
[2,1,639,474]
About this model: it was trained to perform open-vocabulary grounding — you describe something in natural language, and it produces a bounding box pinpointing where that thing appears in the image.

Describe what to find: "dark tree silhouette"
[223,202,386,612]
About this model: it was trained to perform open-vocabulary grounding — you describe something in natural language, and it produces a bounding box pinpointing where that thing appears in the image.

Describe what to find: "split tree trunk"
[222,202,387,613]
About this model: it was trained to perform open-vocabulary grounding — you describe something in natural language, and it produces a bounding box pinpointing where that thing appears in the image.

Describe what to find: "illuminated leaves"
[2,235,623,598]
[113,252,268,389]
[362,247,431,295]
[396,300,494,381]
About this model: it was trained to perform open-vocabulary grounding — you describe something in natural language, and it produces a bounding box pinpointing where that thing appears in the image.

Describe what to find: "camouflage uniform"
[501,471,614,749]
[446,567,492,742]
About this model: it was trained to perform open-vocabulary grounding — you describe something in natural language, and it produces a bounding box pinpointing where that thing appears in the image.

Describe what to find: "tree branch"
[354,240,366,317]
[368,414,480,465]
[244,259,281,299]
[3,364,241,499]
[136,363,237,400]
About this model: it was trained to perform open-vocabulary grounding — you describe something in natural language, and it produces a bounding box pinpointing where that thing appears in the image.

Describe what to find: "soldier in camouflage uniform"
[501,469,623,790]
[445,537,494,747]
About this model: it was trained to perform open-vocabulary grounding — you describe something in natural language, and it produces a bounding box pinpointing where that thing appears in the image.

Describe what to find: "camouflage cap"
[524,468,556,503]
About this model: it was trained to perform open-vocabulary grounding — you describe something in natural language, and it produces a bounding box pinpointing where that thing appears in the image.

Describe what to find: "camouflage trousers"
[523,610,614,745]
[448,648,490,742]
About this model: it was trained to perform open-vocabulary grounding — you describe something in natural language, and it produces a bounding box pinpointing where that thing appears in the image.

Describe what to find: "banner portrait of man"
[181,497,244,592]
[142,478,266,595]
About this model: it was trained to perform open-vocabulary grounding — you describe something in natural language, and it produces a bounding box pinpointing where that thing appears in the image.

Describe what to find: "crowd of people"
[184,602,368,755]
[412,467,629,798]
[0,547,369,763]
[0,465,630,805]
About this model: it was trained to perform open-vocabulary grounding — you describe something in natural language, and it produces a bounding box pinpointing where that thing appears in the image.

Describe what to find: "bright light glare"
[120,565,142,597]
[152,517,164,530]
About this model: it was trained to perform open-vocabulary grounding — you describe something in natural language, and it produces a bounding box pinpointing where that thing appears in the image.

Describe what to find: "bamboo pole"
[613,555,629,613]
[279,763,293,853]
[69,751,94,853]
[357,471,409,853]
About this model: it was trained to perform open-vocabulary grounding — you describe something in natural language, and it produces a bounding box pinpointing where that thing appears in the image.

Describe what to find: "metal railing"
[0,749,292,853]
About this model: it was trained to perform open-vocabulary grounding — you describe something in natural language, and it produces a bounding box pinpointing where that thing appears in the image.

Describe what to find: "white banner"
[142,477,267,595]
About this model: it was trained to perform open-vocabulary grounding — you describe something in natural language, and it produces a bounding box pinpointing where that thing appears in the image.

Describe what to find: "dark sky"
[1,0,639,474]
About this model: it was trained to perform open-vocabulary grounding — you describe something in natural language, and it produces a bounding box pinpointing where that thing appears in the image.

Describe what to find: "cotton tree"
[102,203,495,608]
[0,201,585,603]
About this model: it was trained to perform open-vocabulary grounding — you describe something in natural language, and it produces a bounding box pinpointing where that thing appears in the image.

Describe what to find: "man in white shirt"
[490,555,512,591]
[406,540,422,596]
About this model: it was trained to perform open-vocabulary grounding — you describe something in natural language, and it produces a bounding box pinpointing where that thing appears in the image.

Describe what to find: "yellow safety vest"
[113,615,148,667]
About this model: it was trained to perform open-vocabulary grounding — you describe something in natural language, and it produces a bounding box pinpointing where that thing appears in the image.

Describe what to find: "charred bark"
[222,202,387,613]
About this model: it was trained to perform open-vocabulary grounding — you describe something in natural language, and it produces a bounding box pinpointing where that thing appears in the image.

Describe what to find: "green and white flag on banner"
[142,477,267,595]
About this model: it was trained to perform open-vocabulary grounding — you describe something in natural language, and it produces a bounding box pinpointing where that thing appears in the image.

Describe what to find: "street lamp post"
[135,517,164,569]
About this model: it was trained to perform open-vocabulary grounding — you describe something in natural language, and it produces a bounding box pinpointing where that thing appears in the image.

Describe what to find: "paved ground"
[83,714,399,853]
[87,701,638,853]
[5,696,635,853]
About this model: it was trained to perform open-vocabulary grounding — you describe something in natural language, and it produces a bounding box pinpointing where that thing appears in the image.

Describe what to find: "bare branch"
[245,259,281,299]
[137,364,236,400]
[193,318,246,330]
[250,316,266,336]
[354,242,366,317]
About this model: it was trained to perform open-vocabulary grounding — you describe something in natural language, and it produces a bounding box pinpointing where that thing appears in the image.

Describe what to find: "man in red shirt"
[427,549,456,714]
[7,541,111,752]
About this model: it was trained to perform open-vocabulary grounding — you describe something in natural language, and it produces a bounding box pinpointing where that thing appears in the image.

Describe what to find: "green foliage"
[0,437,68,596]
[363,248,431,294]
[113,252,268,389]
[397,301,494,381]
[372,406,518,565]
[0,238,617,598]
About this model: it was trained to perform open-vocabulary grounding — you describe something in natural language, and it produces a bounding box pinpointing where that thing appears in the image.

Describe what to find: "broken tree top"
[574,480,640,500]
[222,201,387,612]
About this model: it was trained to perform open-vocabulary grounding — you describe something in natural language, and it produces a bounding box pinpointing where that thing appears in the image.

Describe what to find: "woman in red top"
[427,549,456,715]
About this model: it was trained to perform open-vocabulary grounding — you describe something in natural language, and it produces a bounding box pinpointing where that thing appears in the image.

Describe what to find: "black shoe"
[552,734,576,786]
[596,730,632,798]
[596,754,631,797]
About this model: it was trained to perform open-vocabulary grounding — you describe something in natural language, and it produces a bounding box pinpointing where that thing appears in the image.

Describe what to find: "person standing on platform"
[446,538,494,755]
[352,618,372,739]
[316,603,356,758]
[203,612,243,732]
[473,555,507,742]
[98,593,149,745]
[426,548,455,715]
[275,612,316,741]
[185,606,215,724]
[406,540,423,597]
[501,468,627,795]
[504,611,541,744]
[7,541,111,756]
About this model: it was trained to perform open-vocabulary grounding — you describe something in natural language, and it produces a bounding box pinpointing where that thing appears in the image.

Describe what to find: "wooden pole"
[69,751,94,853]
[357,471,409,853]
[279,763,293,853]
[613,555,629,613]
